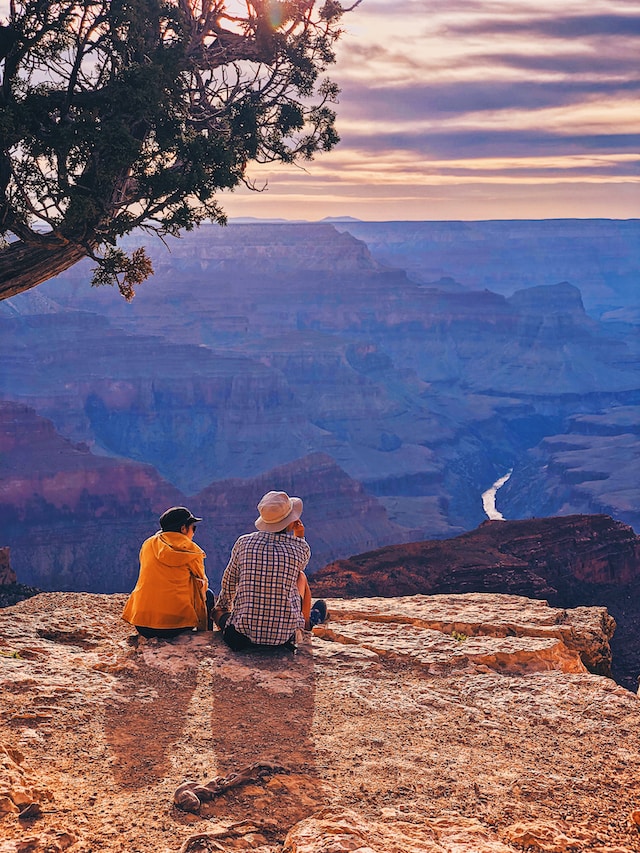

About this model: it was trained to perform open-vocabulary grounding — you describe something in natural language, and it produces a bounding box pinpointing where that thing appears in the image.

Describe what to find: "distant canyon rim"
[0,219,638,611]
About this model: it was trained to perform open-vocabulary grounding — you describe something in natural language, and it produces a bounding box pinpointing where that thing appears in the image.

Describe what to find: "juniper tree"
[0,0,358,300]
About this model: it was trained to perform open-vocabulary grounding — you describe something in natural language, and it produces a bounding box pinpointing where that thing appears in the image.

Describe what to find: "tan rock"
[12,832,77,853]
[284,807,519,852]
[0,743,51,819]
[504,820,599,851]
[0,591,639,853]
[0,794,19,815]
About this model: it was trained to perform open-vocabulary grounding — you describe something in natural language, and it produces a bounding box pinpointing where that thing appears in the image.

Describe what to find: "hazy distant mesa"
[1,218,638,599]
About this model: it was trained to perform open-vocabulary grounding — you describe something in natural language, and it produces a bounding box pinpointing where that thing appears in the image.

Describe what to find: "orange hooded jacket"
[122,531,208,631]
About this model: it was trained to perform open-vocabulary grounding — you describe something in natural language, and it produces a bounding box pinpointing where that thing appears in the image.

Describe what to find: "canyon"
[1,213,639,853]
[1,221,638,583]
[2,590,640,853]
[0,401,414,591]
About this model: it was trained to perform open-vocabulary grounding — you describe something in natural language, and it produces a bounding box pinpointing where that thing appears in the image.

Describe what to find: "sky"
[224,0,640,221]
[2,1,638,222]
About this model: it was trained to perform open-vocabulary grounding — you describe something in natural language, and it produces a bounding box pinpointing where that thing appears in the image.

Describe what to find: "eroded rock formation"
[0,548,40,609]
[0,548,15,585]
[313,514,640,598]
[1,591,640,853]
[312,514,640,688]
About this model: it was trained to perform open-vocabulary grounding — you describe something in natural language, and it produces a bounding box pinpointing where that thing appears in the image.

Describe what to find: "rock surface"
[311,514,640,688]
[0,549,16,585]
[2,591,640,853]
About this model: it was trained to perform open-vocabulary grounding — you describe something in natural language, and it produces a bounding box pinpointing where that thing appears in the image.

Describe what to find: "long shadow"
[102,631,326,838]
[202,640,325,830]
[102,636,201,789]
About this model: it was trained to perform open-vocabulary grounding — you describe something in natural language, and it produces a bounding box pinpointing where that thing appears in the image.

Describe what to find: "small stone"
[18,802,43,820]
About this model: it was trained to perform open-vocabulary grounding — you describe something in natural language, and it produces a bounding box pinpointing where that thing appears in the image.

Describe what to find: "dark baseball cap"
[159,506,203,532]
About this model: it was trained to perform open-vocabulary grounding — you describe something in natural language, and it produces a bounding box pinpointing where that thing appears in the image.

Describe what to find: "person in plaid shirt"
[213,491,327,651]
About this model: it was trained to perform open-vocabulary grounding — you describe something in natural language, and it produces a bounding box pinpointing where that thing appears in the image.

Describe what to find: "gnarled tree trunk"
[0,237,92,301]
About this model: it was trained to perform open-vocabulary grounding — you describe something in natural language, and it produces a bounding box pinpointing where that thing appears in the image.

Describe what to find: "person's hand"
[292,519,305,537]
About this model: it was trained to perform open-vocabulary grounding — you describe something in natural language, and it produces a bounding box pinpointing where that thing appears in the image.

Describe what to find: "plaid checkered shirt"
[216,531,311,645]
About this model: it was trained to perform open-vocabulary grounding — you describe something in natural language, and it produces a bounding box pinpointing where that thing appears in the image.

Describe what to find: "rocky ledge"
[1,592,640,853]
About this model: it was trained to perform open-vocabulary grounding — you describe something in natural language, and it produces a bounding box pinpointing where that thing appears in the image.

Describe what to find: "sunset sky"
[226,0,640,221]
[3,1,638,222]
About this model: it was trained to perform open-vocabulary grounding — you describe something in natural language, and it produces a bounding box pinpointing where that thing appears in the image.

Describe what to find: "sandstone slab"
[1,592,640,853]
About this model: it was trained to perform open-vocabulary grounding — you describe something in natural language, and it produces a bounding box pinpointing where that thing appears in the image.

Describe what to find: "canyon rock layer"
[0,401,411,591]
[2,591,640,853]
[1,222,638,584]
[312,514,640,690]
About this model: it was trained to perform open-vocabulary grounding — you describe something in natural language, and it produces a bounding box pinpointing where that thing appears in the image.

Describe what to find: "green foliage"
[451,630,468,642]
[91,246,155,301]
[0,0,351,297]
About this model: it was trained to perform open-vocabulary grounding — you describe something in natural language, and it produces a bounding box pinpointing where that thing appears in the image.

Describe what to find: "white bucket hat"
[255,490,303,532]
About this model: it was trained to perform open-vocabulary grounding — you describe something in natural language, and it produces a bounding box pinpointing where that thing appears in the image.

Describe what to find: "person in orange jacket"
[122,506,208,639]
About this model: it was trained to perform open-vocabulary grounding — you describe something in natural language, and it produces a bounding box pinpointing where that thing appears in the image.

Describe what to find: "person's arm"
[188,554,207,585]
[290,519,311,568]
[297,571,312,629]
[216,541,240,610]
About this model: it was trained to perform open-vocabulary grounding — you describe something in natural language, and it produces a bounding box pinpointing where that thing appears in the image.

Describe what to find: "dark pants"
[134,625,192,639]
[217,611,296,652]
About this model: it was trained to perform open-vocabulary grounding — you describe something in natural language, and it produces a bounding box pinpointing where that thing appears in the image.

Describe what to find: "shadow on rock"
[200,641,324,829]
[103,634,201,789]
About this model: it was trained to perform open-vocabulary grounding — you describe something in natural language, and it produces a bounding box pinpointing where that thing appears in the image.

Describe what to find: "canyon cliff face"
[3,591,640,853]
[0,549,15,585]
[336,219,640,315]
[501,410,640,533]
[0,401,183,593]
[0,402,409,591]
[0,548,39,609]
[1,221,638,590]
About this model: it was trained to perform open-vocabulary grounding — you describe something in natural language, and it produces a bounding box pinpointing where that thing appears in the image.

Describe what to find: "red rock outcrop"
[0,401,183,592]
[0,548,16,585]
[0,401,181,515]
[312,514,640,686]
[312,514,640,598]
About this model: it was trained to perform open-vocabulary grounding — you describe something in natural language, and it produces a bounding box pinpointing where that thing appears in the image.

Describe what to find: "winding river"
[481,469,513,521]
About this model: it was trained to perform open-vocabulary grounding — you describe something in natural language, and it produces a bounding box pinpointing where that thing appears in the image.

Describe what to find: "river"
[481,470,513,521]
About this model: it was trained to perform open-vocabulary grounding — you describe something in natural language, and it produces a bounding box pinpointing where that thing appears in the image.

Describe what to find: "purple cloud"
[478,52,638,76]
[449,13,640,39]
[341,78,640,119]
[340,127,640,163]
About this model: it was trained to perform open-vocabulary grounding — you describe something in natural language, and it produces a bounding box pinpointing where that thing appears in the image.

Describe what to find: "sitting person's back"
[213,490,327,651]
[122,506,208,639]
[220,526,310,646]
